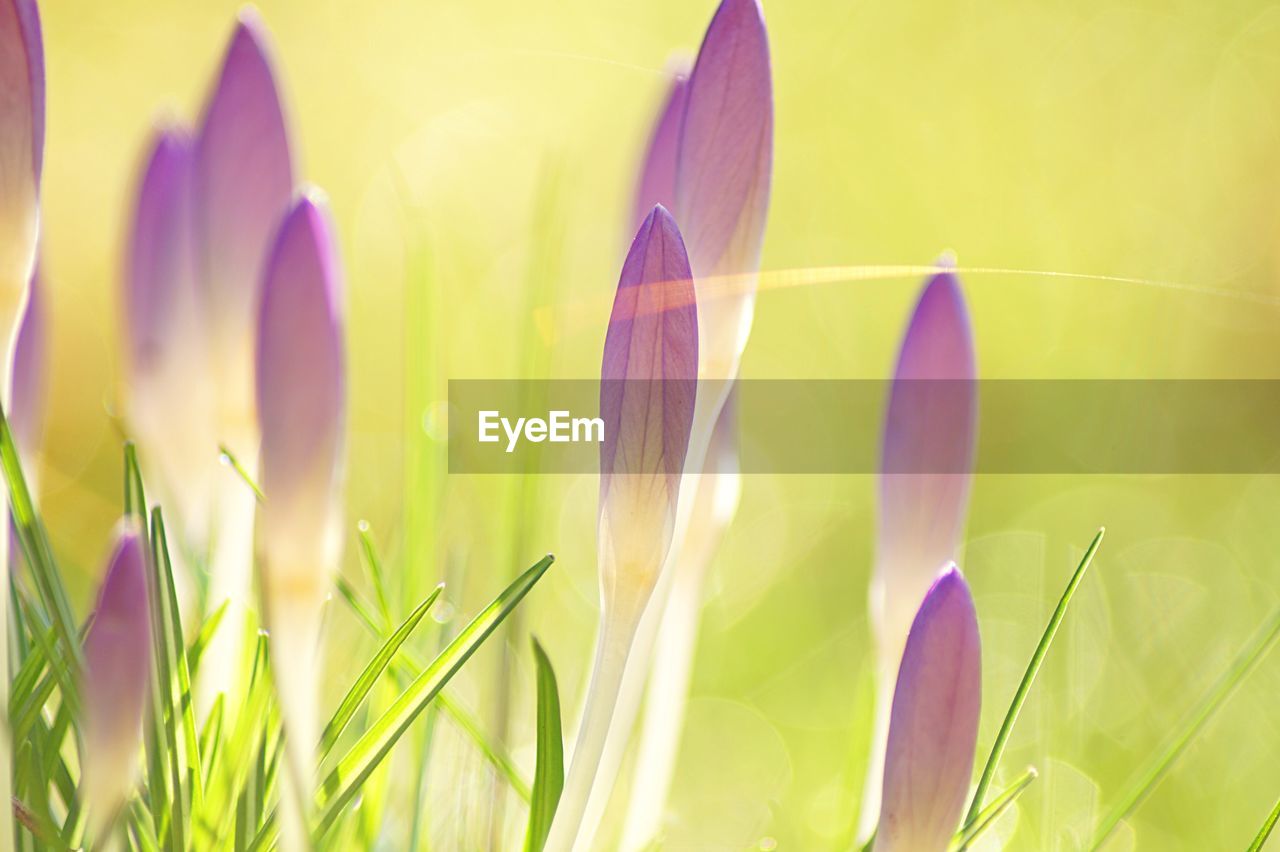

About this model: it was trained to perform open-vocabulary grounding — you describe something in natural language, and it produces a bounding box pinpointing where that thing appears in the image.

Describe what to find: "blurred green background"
[29,0,1280,848]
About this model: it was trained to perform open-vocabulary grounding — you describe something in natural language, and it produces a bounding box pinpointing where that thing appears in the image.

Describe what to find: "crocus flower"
[860,263,977,838]
[873,565,981,852]
[192,9,296,711]
[676,0,771,399]
[123,128,217,548]
[0,2,42,834]
[255,193,345,851]
[621,391,740,850]
[585,4,771,840]
[0,0,43,358]
[544,205,698,852]
[195,8,295,440]
[11,262,46,467]
[81,523,154,840]
[630,60,689,232]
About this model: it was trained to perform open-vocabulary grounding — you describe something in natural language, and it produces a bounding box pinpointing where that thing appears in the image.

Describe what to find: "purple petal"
[0,0,43,186]
[600,205,698,486]
[10,260,45,455]
[194,10,295,365]
[125,127,197,377]
[598,206,698,579]
[631,62,690,233]
[674,0,772,280]
[81,524,153,819]
[256,194,345,538]
[876,268,976,634]
[874,566,981,852]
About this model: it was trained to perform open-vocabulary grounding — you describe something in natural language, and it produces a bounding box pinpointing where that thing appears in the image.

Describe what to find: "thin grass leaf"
[0,404,83,704]
[525,637,564,852]
[129,800,162,852]
[335,571,534,799]
[200,694,226,791]
[356,521,393,626]
[152,510,204,807]
[218,444,265,502]
[1247,793,1280,852]
[1089,607,1280,849]
[202,634,272,849]
[964,528,1104,826]
[124,442,148,521]
[320,585,442,754]
[186,599,229,677]
[313,554,554,839]
[952,767,1037,851]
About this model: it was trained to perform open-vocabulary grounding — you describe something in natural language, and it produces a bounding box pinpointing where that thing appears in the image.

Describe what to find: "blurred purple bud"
[874,565,981,852]
[10,262,45,457]
[0,0,42,185]
[0,0,44,323]
[631,62,690,233]
[194,9,295,412]
[81,523,153,829]
[598,205,698,597]
[125,128,197,377]
[676,0,772,282]
[875,268,976,644]
[256,193,345,584]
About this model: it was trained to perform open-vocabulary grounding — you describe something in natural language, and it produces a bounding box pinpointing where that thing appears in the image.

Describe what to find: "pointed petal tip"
[936,249,958,269]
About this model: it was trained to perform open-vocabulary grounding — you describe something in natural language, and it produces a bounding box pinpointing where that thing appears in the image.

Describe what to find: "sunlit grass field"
[24,0,1280,848]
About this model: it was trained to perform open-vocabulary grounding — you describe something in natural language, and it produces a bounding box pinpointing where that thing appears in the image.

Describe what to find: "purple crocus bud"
[675,0,771,383]
[0,0,44,348]
[255,193,344,848]
[598,204,698,613]
[81,523,153,836]
[631,60,690,232]
[861,263,976,838]
[11,262,46,461]
[546,205,698,852]
[195,9,295,443]
[256,194,345,580]
[873,566,981,852]
[873,266,976,674]
[122,127,217,546]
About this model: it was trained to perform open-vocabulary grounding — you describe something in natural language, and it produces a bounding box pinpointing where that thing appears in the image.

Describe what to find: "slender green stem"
[1089,608,1280,849]
[953,768,1037,851]
[1246,793,1280,852]
[964,528,1104,827]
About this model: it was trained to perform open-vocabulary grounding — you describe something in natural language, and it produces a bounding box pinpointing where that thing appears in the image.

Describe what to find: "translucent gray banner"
[447,380,1280,474]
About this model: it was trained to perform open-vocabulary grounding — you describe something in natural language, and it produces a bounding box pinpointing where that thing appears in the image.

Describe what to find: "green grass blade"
[335,571,534,800]
[146,515,188,851]
[152,509,204,808]
[124,442,148,519]
[319,585,442,755]
[0,405,83,702]
[524,637,564,852]
[200,694,225,791]
[313,554,554,839]
[356,521,393,627]
[953,767,1037,851]
[1089,607,1280,849]
[1247,793,1280,852]
[217,444,265,502]
[964,528,1104,827]
[186,599,229,678]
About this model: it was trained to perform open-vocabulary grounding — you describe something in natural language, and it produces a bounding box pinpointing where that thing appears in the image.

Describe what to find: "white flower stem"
[267,595,324,852]
[619,554,709,850]
[196,454,258,718]
[544,589,650,852]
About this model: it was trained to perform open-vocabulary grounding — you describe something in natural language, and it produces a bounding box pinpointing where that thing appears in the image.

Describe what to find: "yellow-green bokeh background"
[30,0,1280,848]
